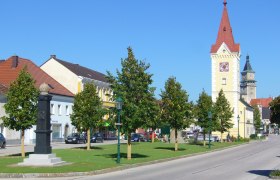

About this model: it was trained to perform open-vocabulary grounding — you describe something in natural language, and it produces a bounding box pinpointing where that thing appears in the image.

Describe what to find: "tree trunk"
[194,131,198,144]
[87,129,90,150]
[221,132,223,143]
[127,133,132,160]
[152,131,155,143]
[21,130,25,158]
[175,129,178,151]
[203,132,206,146]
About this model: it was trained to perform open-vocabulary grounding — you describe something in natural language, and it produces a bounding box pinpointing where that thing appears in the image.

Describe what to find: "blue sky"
[0,0,279,101]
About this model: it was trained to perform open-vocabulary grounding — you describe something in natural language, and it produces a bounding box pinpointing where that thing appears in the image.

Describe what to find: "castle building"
[211,0,254,139]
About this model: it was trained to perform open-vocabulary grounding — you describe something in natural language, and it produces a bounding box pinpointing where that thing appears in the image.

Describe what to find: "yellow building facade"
[41,55,115,109]
[41,55,115,138]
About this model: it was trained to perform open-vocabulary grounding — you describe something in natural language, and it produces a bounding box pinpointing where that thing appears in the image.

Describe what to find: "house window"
[66,105,69,116]
[58,105,62,115]
[52,124,62,139]
[222,78,227,85]
[50,104,55,115]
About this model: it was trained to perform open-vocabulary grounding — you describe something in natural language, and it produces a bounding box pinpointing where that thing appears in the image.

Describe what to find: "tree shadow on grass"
[8,152,34,157]
[73,146,103,150]
[154,147,186,151]
[98,153,149,159]
[248,170,271,177]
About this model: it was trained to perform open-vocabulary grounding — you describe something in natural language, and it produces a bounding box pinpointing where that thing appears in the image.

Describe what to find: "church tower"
[240,55,256,103]
[211,0,240,126]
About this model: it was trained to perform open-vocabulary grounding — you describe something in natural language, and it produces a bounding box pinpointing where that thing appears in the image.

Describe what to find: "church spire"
[243,55,255,72]
[211,0,240,53]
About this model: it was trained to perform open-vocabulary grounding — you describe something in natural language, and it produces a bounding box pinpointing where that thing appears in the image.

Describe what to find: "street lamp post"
[208,111,212,149]
[116,97,123,164]
[237,115,240,141]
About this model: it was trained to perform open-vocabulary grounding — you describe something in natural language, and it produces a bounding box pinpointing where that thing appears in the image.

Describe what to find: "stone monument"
[18,83,66,166]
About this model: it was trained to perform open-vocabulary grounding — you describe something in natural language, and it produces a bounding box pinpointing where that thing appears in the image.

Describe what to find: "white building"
[0,56,75,144]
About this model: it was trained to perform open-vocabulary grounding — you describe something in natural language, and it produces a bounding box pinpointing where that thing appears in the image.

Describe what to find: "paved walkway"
[0,140,121,157]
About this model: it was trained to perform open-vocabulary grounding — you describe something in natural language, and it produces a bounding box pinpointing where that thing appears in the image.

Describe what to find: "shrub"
[230,135,237,142]
[238,137,250,142]
[270,170,280,177]
[250,134,257,139]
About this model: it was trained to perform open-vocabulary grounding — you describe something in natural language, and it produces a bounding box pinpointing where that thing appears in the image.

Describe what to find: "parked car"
[90,133,104,143]
[197,135,219,142]
[141,132,157,140]
[131,133,147,142]
[65,133,86,144]
[149,132,157,139]
[0,133,6,149]
[186,132,194,139]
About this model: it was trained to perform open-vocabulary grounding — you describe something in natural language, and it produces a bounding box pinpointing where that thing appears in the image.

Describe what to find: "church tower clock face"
[219,62,229,72]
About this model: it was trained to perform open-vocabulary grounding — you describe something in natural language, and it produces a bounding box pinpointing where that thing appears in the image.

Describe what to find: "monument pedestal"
[18,154,66,166]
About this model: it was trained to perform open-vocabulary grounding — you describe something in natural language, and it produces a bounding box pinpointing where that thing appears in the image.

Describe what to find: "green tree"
[253,105,262,134]
[71,82,107,150]
[194,90,213,146]
[106,47,154,159]
[213,89,233,142]
[141,93,161,143]
[269,96,280,126]
[160,77,192,151]
[1,68,39,157]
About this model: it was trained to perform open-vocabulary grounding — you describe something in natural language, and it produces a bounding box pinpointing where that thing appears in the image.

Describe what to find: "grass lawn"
[0,141,246,173]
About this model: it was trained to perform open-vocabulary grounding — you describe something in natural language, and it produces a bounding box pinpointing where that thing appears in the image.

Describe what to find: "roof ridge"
[56,58,106,76]
[53,57,108,83]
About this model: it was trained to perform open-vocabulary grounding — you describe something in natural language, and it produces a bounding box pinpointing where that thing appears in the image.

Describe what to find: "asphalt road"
[3,135,280,180]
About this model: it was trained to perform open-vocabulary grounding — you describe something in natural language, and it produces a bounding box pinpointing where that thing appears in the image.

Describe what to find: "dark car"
[65,133,86,144]
[131,133,147,142]
[90,133,104,143]
[0,133,6,149]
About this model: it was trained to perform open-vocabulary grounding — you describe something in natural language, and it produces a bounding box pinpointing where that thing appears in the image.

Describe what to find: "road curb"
[0,141,252,178]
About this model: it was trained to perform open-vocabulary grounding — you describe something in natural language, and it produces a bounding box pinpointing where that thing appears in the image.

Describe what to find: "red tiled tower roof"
[0,56,74,97]
[250,98,273,108]
[211,0,240,53]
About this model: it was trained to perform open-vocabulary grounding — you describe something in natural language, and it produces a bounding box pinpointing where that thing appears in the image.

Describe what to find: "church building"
[210,0,255,139]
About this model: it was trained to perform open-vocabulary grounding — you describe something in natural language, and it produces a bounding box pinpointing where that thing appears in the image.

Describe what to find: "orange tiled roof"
[211,1,240,53]
[0,56,74,97]
[250,98,273,108]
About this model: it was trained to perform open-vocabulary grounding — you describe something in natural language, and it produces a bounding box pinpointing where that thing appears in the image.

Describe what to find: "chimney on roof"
[11,56,18,68]
[50,55,56,59]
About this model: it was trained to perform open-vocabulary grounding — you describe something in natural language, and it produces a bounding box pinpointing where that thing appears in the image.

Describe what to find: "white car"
[197,135,219,142]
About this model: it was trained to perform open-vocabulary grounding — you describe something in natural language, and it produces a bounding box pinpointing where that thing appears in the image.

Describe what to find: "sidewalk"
[0,140,120,157]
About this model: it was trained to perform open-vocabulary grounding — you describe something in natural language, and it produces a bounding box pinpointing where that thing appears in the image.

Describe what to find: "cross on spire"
[223,0,227,7]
